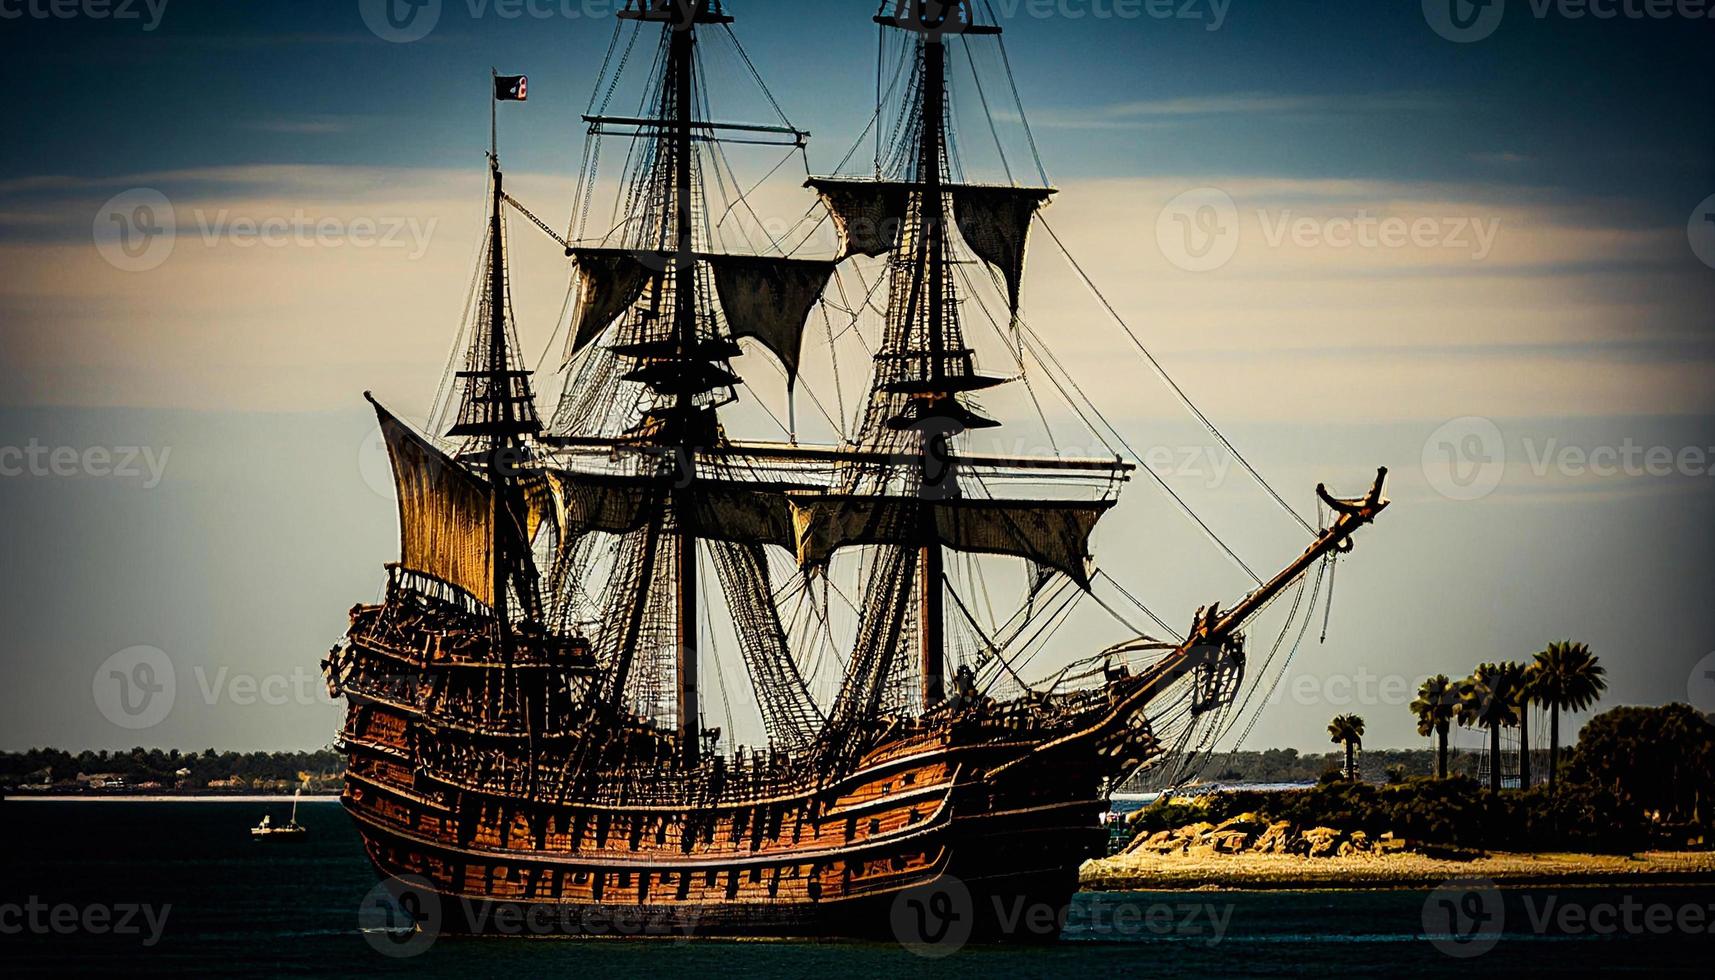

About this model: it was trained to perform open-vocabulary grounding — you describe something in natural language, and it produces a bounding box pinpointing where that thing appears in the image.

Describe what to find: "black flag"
[494,75,528,102]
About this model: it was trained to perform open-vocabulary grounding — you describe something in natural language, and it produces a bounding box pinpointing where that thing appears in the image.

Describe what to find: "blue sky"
[1,1,1713,756]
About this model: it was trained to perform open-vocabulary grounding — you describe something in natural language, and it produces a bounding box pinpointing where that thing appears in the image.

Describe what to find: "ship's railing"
[415,732,816,808]
[351,583,596,672]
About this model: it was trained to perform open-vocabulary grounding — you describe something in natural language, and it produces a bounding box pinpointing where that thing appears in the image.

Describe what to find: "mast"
[448,72,544,632]
[488,124,514,631]
[670,5,702,766]
[917,16,951,710]
[616,0,736,765]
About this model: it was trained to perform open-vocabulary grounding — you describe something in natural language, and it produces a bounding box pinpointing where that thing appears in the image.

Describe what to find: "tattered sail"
[809,178,1051,315]
[806,178,911,259]
[545,467,803,550]
[373,400,497,605]
[708,255,837,384]
[950,186,1054,316]
[567,247,657,356]
[788,494,1114,587]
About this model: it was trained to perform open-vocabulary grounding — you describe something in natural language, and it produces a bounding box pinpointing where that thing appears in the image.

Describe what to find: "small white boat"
[251,788,308,842]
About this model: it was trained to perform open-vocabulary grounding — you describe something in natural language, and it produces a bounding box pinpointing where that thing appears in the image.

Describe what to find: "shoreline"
[1081,849,1715,891]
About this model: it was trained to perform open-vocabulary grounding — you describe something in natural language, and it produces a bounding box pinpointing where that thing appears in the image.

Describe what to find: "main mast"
[881,1,1004,712]
[621,0,738,766]
[669,4,704,767]
[916,14,951,710]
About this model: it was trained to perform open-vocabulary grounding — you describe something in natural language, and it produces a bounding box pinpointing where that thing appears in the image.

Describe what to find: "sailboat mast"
[487,135,514,632]
[917,21,950,710]
[670,7,702,766]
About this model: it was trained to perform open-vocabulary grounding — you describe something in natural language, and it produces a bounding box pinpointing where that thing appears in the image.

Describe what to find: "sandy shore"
[1081,849,1715,891]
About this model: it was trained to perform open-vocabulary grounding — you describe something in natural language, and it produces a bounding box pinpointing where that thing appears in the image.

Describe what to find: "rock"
[1215,811,1267,834]
[1177,821,1215,841]
[1251,821,1296,854]
[1302,826,1345,858]
[1139,829,1181,853]
[1348,830,1371,851]
[1207,828,1253,853]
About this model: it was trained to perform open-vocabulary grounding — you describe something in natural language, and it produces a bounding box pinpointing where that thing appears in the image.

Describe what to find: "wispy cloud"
[1016,92,1444,131]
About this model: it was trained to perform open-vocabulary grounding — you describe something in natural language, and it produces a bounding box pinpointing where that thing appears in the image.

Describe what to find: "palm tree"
[1410,675,1458,778]
[1328,713,1366,781]
[1494,661,1531,788]
[1516,662,1543,788]
[1531,641,1608,792]
[1456,663,1521,792]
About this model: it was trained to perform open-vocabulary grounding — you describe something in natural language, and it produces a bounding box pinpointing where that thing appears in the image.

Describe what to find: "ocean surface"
[3,800,1711,977]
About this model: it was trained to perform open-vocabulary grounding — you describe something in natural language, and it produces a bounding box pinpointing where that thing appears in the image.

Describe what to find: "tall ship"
[325,0,1390,940]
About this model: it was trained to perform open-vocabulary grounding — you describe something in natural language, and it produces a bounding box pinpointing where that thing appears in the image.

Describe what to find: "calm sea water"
[3,801,1711,977]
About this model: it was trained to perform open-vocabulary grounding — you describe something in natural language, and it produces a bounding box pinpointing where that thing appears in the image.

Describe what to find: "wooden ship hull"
[332,592,1187,939]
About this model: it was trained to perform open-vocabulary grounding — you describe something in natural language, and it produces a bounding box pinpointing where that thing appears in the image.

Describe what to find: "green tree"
[1493,662,1530,788]
[1411,675,1458,778]
[1457,663,1522,793]
[1328,713,1366,781]
[1531,641,1607,792]
[1566,704,1714,825]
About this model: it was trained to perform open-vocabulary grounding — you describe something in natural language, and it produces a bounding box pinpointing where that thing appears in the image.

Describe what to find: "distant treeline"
[0,747,343,790]
[1193,747,1487,784]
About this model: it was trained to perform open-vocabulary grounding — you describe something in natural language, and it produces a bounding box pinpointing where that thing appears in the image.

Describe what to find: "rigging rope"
[1038,216,1317,537]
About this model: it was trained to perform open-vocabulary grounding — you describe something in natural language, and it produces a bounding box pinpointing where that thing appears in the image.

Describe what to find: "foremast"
[449,81,545,633]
